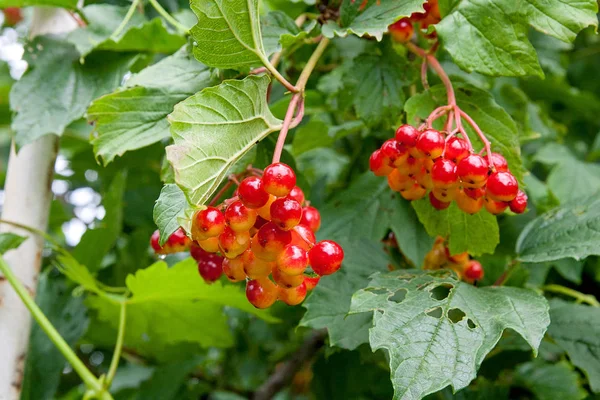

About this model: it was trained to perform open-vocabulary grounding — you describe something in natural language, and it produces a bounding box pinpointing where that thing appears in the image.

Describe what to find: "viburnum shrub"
[1,0,599,399]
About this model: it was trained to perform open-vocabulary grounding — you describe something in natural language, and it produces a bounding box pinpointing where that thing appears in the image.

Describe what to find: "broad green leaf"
[10,37,136,148]
[261,11,318,55]
[67,5,185,58]
[350,270,549,400]
[552,258,583,285]
[133,359,200,400]
[436,0,598,77]
[291,120,333,156]
[405,84,524,184]
[21,273,88,400]
[88,48,218,164]
[153,184,189,246]
[87,258,277,351]
[166,75,282,206]
[322,0,425,41]
[516,193,600,262]
[0,233,26,254]
[72,172,126,272]
[54,254,105,295]
[515,360,587,400]
[190,0,269,69]
[548,301,600,393]
[0,0,76,8]
[412,198,499,256]
[547,161,600,204]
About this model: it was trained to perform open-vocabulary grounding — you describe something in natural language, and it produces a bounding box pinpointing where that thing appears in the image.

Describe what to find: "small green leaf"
[515,360,587,400]
[350,270,549,400]
[190,0,269,69]
[261,11,318,55]
[154,184,189,246]
[517,193,600,262]
[54,253,106,296]
[0,233,27,254]
[0,0,76,8]
[167,75,282,206]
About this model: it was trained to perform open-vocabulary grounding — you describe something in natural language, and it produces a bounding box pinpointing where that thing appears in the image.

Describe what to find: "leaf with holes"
[166,75,282,206]
[350,270,549,400]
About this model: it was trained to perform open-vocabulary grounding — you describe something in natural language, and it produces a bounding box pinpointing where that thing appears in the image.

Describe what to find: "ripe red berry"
[399,182,427,201]
[218,226,251,259]
[238,176,270,209]
[490,153,508,172]
[252,222,292,261]
[388,17,414,43]
[303,275,320,291]
[271,198,303,230]
[431,158,458,189]
[150,230,163,254]
[431,187,457,202]
[253,215,269,230]
[484,197,508,215]
[396,155,421,176]
[198,253,224,283]
[299,206,321,232]
[286,186,305,205]
[464,260,484,281]
[395,124,419,147]
[416,129,445,159]
[309,240,344,276]
[381,139,404,166]
[192,207,226,241]
[429,191,450,210]
[263,163,296,197]
[457,154,489,188]
[464,187,486,199]
[257,195,276,220]
[291,225,316,251]
[456,189,484,214]
[370,149,394,176]
[222,257,246,282]
[277,244,309,275]
[509,190,528,214]
[444,137,470,163]
[246,278,278,309]
[3,8,23,26]
[278,281,308,305]
[486,171,518,202]
[225,200,257,232]
[152,228,191,254]
[387,169,413,192]
[272,267,304,288]
[242,249,275,279]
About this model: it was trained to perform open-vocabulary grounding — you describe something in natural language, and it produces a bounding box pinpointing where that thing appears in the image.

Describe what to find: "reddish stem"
[421,60,429,90]
[459,109,493,165]
[208,180,235,207]
[272,93,302,164]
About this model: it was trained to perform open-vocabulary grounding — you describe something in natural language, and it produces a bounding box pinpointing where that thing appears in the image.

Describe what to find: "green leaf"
[166,75,282,206]
[436,0,598,77]
[0,0,76,8]
[153,184,189,246]
[548,301,600,393]
[87,258,277,351]
[54,254,105,295]
[261,11,318,55]
[291,120,333,156]
[350,270,549,399]
[67,5,185,58]
[552,258,583,285]
[134,359,200,400]
[190,0,269,69]
[21,273,89,400]
[516,193,600,262]
[88,48,218,164]
[10,37,137,148]
[515,360,587,400]
[547,161,600,204]
[412,198,499,256]
[72,172,126,272]
[0,233,27,254]
[405,84,524,184]
[322,0,425,41]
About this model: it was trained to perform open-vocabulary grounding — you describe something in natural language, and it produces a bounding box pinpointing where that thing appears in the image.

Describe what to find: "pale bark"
[0,8,77,399]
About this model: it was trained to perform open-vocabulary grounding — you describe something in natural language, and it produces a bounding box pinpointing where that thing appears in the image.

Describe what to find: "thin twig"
[542,284,600,307]
[272,94,302,164]
[147,0,189,34]
[459,109,493,165]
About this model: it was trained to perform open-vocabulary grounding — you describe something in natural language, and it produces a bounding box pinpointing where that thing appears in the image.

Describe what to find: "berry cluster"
[370,124,528,215]
[424,237,484,283]
[151,163,344,309]
[388,0,440,43]
[150,228,191,255]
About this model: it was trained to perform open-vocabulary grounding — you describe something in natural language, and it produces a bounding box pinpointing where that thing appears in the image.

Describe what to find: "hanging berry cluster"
[424,237,484,283]
[151,163,344,309]
[388,0,440,43]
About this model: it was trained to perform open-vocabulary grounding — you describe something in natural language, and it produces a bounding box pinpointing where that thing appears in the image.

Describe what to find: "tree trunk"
[0,8,78,399]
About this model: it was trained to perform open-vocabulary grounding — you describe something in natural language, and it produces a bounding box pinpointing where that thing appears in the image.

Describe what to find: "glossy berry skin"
[278,281,307,306]
[225,200,257,232]
[246,278,278,309]
[397,155,421,176]
[190,241,207,261]
[277,244,309,275]
[431,159,458,189]
[252,222,292,261]
[198,253,224,283]
[222,257,246,282]
[416,129,445,159]
[370,150,394,176]
[299,206,321,232]
[490,153,508,172]
[429,191,450,210]
[242,250,275,279]
[218,227,251,259]
[381,139,404,166]
[509,190,528,214]
[272,267,304,288]
[388,18,413,43]
[387,169,413,192]
[484,197,508,215]
[291,225,316,251]
[399,182,427,201]
[197,237,220,253]
[151,228,190,254]
[150,230,163,254]
[464,187,486,200]
[286,186,305,205]
[262,163,296,197]
[464,260,484,281]
[309,240,344,276]
[457,154,489,188]
[271,198,302,231]
[456,189,484,214]
[415,167,433,190]
[303,275,320,291]
[238,176,270,209]
[192,207,226,241]
[395,124,419,147]
[432,187,457,202]
[486,171,518,202]
[444,138,470,163]
[257,195,276,220]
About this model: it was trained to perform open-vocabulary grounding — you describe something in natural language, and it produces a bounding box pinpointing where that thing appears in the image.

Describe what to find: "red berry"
[486,171,518,202]
[490,153,508,172]
[253,215,269,230]
[509,190,528,214]
[416,129,445,159]
[225,200,257,232]
[429,191,450,210]
[464,187,486,199]
[457,154,489,188]
[263,163,296,197]
[387,169,414,192]
[303,275,320,291]
[370,149,394,176]
[291,225,316,251]
[444,138,470,163]
[252,222,292,261]
[191,241,209,261]
[197,237,220,253]
[242,249,275,279]
[456,189,484,214]
[299,206,321,232]
[309,240,344,276]
[238,176,270,209]
[464,260,484,281]
[192,207,226,241]
[381,139,404,164]
[218,226,251,259]
[198,253,224,283]
[395,124,419,147]
[272,267,304,288]
[415,167,433,190]
[396,155,421,176]
[286,186,305,205]
[431,159,458,189]
[257,195,276,220]
[246,278,278,309]
[3,8,23,26]
[150,230,163,254]
[223,257,246,282]
[388,18,414,43]
[431,187,457,202]
[484,197,508,215]
[152,228,190,254]
[271,198,303,230]
[399,181,427,201]
[278,281,307,305]
[277,244,309,275]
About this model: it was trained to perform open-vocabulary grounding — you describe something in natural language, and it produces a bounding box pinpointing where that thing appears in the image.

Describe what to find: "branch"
[253,329,327,400]
[542,284,600,307]
[272,93,302,164]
